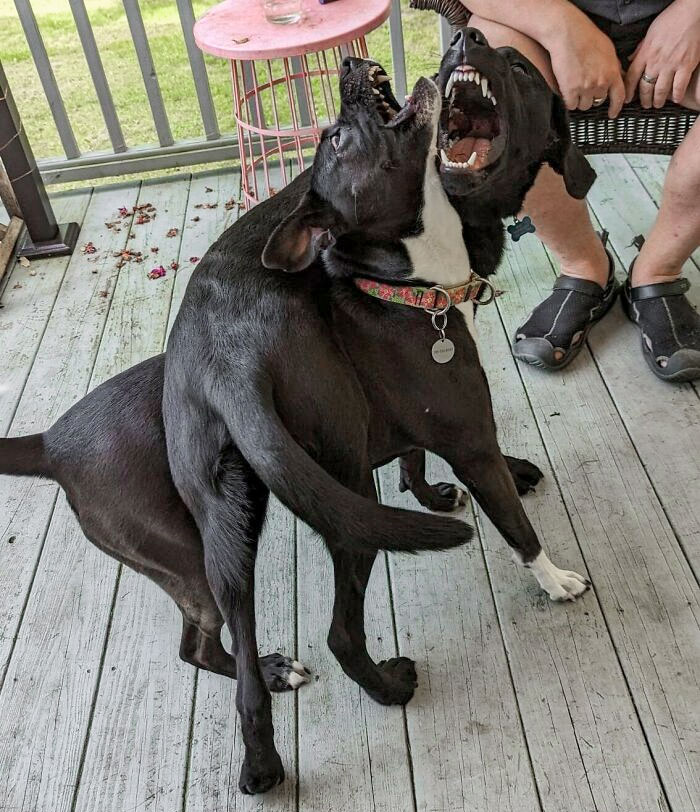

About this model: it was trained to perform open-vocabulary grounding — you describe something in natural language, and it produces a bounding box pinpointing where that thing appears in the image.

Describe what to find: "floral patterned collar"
[353,271,495,311]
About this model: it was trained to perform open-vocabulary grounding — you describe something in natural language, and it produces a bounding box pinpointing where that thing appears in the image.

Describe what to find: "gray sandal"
[512,239,618,370]
[620,261,700,383]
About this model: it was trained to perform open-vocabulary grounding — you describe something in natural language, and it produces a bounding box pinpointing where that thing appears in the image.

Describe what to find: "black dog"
[0,33,594,795]
[160,35,594,791]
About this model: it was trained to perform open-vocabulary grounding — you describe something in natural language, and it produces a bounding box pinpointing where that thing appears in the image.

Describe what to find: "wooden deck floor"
[0,155,699,812]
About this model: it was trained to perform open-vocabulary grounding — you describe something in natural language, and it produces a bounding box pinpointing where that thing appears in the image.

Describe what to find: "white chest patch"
[402,150,478,347]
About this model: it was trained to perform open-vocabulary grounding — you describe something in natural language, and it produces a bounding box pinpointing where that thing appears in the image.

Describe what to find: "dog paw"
[526,550,590,601]
[366,657,418,705]
[239,750,285,795]
[260,652,311,692]
[505,456,544,495]
[417,482,468,512]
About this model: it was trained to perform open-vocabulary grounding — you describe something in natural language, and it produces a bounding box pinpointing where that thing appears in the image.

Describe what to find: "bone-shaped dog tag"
[507,216,536,242]
[432,338,455,364]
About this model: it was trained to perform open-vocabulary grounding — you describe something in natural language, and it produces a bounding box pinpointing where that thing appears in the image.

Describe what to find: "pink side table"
[194,0,392,207]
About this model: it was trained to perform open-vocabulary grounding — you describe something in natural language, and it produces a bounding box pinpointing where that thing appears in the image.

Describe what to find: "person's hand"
[546,16,625,116]
[625,0,700,108]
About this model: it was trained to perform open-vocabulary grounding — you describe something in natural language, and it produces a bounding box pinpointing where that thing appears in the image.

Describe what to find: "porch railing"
[7,0,449,185]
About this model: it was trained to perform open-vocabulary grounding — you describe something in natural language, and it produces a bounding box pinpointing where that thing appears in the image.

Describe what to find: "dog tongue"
[449,136,492,168]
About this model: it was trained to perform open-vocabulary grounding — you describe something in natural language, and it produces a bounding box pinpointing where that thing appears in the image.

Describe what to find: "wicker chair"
[410,0,697,156]
[569,100,696,155]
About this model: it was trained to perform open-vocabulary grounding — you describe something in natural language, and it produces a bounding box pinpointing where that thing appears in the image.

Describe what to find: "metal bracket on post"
[0,60,79,259]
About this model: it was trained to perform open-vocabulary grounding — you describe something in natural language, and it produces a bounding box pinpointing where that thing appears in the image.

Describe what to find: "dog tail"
[0,433,51,478]
[227,392,472,555]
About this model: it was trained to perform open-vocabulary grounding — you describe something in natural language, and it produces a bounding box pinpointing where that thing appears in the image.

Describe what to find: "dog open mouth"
[367,63,400,124]
[439,64,506,174]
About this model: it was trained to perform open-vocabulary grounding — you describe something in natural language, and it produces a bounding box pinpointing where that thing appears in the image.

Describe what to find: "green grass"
[1,0,438,186]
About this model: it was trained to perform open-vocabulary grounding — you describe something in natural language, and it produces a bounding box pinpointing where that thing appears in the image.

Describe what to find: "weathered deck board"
[0,184,141,812]
[72,176,192,812]
[476,298,665,812]
[1,165,699,812]
[583,155,700,582]
[0,190,91,435]
[0,184,139,680]
[376,460,542,812]
[494,232,700,812]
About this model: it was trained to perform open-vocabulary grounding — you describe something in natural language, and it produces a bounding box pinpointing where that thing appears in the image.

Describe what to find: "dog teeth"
[441,149,478,171]
[447,66,492,97]
[491,95,497,106]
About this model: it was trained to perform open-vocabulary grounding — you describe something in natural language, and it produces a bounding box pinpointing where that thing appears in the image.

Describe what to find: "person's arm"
[463,0,591,47]
[624,0,700,107]
[463,0,626,116]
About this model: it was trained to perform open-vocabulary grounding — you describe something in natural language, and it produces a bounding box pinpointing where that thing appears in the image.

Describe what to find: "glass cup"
[263,0,302,24]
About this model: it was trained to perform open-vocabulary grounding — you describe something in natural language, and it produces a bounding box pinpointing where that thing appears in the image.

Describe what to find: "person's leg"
[632,96,700,285]
[618,71,700,381]
[471,15,617,369]
[469,14,610,284]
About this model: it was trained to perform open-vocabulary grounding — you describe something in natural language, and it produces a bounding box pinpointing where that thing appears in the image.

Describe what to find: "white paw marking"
[291,660,308,676]
[453,488,468,510]
[526,550,589,601]
[287,671,309,690]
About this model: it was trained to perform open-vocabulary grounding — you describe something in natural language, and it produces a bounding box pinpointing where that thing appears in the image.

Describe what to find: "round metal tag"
[431,338,455,364]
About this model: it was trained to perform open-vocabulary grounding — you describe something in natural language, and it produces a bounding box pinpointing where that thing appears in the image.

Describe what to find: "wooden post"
[0,59,79,258]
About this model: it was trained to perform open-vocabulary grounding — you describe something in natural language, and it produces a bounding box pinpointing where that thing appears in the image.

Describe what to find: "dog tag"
[507,216,536,242]
[431,337,455,364]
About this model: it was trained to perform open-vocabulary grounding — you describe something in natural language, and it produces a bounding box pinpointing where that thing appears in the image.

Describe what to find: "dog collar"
[353,272,496,365]
[353,272,495,310]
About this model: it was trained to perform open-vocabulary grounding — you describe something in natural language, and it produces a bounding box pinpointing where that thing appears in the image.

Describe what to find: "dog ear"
[546,94,596,199]
[262,194,340,272]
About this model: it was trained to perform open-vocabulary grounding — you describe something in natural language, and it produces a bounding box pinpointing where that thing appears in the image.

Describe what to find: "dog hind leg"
[503,455,545,495]
[399,448,467,512]
[168,425,285,794]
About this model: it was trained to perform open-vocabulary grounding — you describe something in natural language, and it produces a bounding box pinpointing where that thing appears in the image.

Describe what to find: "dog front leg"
[326,545,417,705]
[398,448,467,512]
[445,447,590,601]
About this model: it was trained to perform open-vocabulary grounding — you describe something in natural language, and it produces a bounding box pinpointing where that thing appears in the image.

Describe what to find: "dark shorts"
[586,12,656,69]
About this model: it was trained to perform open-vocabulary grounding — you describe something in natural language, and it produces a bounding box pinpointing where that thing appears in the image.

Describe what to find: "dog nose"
[449,27,489,54]
[465,28,489,46]
[341,56,364,78]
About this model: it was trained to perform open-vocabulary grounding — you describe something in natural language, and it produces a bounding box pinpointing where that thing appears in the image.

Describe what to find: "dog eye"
[331,132,341,152]
[511,62,528,75]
